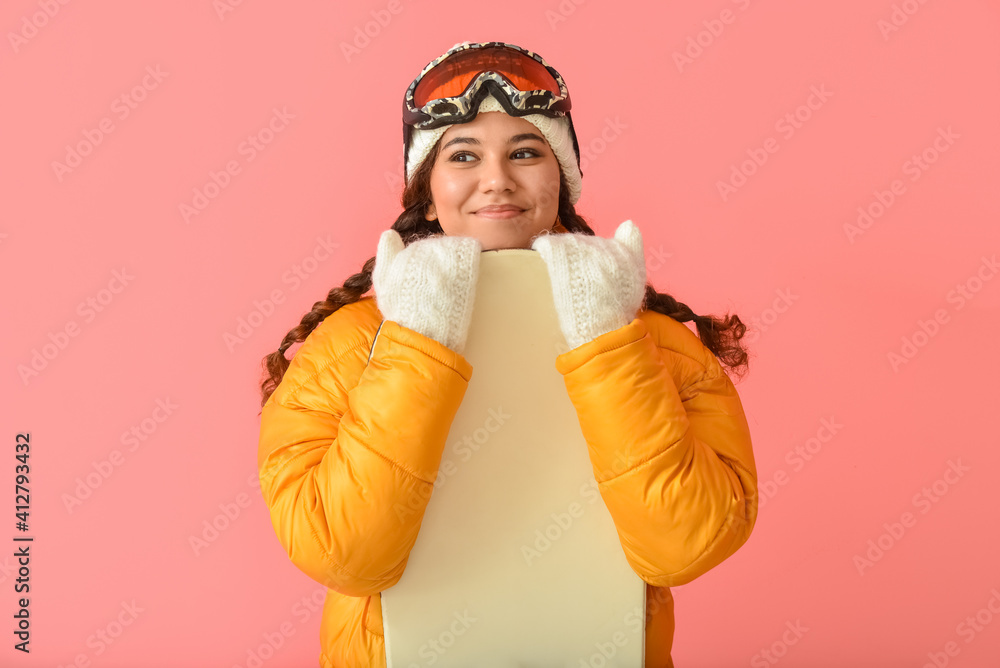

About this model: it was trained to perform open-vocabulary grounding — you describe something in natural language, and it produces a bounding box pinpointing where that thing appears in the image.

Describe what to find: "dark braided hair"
[259,138,750,407]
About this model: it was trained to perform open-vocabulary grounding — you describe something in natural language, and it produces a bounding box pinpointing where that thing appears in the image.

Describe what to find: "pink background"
[3,0,999,666]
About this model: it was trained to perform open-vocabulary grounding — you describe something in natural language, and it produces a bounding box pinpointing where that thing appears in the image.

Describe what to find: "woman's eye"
[449,149,540,162]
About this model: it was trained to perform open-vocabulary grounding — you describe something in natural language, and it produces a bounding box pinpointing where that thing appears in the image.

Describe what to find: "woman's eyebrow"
[442,133,545,150]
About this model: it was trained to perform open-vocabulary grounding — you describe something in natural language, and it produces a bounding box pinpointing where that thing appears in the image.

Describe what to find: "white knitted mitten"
[372,230,482,354]
[531,220,647,350]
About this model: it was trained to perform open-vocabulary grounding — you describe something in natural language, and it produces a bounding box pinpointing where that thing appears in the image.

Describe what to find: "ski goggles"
[402,41,573,131]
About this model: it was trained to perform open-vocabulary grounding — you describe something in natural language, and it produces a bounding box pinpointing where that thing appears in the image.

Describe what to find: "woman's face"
[425,111,562,251]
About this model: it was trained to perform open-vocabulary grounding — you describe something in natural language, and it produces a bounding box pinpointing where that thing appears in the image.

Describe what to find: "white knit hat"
[405,93,583,205]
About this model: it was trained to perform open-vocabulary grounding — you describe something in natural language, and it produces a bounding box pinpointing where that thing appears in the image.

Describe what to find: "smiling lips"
[475,204,524,218]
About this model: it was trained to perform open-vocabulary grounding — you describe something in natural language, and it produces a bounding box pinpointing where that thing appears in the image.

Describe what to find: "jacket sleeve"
[258,316,473,598]
[554,315,758,587]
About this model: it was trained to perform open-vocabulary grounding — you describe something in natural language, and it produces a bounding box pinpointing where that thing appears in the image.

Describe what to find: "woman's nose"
[479,156,516,193]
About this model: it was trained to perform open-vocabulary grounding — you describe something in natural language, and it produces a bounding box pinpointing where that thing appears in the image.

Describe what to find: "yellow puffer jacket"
[258,291,758,667]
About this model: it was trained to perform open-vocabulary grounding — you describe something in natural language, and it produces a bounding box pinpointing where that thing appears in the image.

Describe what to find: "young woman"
[257,41,758,668]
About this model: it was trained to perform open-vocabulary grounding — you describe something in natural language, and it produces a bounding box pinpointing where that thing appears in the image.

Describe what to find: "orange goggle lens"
[413,46,562,109]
